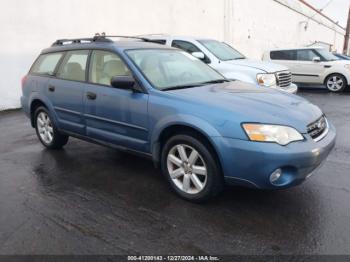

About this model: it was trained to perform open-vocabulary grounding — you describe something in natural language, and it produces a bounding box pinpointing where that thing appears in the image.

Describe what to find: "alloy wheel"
[166,144,207,194]
[327,76,344,92]
[37,111,54,144]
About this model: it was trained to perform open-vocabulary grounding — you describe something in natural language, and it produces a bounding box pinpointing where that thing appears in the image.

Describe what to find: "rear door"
[83,50,149,152]
[47,50,89,135]
[269,49,300,76]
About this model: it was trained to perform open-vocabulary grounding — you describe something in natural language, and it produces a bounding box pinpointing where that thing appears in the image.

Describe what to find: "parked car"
[263,47,350,92]
[142,35,298,94]
[21,36,335,202]
[333,53,350,60]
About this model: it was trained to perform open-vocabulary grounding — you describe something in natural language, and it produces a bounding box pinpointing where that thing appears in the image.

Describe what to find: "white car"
[263,47,349,93]
[142,35,297,94]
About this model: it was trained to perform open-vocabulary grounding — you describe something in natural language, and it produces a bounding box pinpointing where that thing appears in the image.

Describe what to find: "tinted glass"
[270,50,296,60]
[296,49,318,61]
[199,40,245,60]
[127,49,224,90]
[30,53,63,75]
[149,39,166,45]
[172,40,201,53]
[56,50,89,81]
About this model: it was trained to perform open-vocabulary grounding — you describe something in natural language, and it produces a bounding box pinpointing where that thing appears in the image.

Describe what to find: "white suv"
[142,35,297,94]
[263,47,349,93]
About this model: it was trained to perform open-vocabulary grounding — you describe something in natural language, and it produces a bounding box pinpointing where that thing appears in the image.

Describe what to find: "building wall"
[0,0,345,110]
[228,0,345,58]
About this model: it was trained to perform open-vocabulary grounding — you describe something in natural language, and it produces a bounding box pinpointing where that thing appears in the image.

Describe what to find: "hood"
[224,59,288,73]
[168,81,322,133]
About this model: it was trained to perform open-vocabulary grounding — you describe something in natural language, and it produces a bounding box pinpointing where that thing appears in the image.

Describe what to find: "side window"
[30,53,63,75]
[89,50,131,86]
[172,40,201,53]
[296,49,318,61]
[171,40,210,63]
[270,50,296,60]
[56,50,89,81]
[149,39,166,45]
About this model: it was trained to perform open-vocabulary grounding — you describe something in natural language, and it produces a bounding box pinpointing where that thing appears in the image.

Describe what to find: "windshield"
[126,49,225,90]
[316,49,339,61]
[199,40,245,61]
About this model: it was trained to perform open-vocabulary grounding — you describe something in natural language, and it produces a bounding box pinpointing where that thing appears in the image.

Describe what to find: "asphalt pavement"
[0,89,349,256]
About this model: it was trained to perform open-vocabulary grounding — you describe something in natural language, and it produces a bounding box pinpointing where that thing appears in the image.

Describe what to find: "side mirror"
[111,76,135,90]
[312,56,321,63]
[192,52,205,60]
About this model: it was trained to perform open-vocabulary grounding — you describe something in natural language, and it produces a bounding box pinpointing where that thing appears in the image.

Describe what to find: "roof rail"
[94,32,150,41]
[51,32,156,47]
[51,36,112,46]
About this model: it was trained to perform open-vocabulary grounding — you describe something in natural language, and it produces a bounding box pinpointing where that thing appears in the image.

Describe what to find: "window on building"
[89,50,131,86]
[56,50,89,81]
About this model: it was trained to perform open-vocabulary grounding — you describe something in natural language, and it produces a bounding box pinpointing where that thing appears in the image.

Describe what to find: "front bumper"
[213,123,336,189]
[276,83,298,94]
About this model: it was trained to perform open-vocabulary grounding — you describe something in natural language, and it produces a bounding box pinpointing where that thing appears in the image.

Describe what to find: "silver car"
[143,35,298,94]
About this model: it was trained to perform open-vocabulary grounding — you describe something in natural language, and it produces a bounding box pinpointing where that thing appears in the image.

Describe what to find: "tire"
[161,134,223,202]
[325,74,347,93]
[34,106,69,149]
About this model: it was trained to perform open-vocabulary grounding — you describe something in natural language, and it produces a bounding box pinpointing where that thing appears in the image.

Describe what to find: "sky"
[307,0,350,28]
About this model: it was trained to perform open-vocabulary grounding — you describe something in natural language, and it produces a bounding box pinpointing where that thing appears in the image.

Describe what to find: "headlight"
[242,123,304,145]
[257,73,277,87]
[344,64,350,70]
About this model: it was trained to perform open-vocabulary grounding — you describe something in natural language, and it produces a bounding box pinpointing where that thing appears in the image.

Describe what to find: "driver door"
[293,49,326,84]
[83,50,149,153]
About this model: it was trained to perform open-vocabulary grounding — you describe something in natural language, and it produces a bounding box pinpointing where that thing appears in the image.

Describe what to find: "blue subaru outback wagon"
[21,35,336,201]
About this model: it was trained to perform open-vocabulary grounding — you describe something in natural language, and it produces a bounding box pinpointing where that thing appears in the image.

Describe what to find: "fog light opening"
[270,168,282,184]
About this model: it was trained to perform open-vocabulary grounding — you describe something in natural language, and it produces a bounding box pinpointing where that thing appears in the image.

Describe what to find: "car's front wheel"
[161,134,223,202]
[325,74,347,92]
[34,106,69,149]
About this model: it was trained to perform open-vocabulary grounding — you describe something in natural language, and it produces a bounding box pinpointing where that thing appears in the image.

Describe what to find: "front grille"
[307,115,328,141]
[276,71,292,88]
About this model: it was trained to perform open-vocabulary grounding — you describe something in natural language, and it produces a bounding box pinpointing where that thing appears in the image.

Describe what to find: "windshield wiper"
[162,84,204,91]
[199,79,229,84]
[162,79,229,91]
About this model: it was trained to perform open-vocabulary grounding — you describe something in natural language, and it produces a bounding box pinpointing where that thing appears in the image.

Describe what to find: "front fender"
[150,114,223,164]
[222,71,257,85]
[321,68,350,84]
[151,113,222,144]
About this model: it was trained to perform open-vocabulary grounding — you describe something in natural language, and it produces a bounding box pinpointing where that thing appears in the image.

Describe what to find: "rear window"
[270,50,296,60]
[148,39,166,45]
[30,52,63,75]
[56,50,89,82]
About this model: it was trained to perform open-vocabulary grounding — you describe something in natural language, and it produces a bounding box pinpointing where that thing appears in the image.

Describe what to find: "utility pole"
[343,7,350,55]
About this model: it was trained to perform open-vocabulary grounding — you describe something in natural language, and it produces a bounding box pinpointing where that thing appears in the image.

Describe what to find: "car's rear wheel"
[34,106,69,149]
[161,134,223,202]
[325,74,347,92]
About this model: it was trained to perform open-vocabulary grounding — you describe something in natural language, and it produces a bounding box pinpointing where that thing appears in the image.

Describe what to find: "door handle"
[48,85,55,92]
[86,92,97,100]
